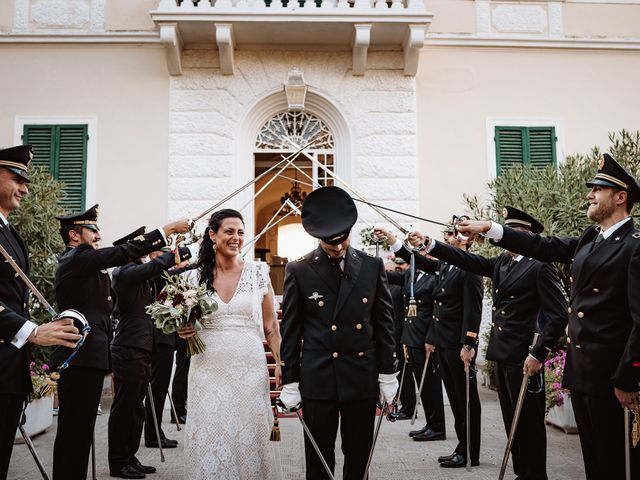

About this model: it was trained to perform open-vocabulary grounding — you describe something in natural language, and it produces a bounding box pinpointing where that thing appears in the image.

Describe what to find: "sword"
[498,332,540,480]
[166,391,182,432]
[276,399,335,480]
[625,407,631,480]
[147,383,165,462]
[410,350,430,426]
[465,358,471,471]
[0,241,56,317]
[18,406,50,480]
[191,142,315,224]
[91,431,97,480]
[362,402,387,480]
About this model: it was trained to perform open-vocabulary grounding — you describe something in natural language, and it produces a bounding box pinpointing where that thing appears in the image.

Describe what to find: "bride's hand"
[274,364,282,389]
[178,325,197,339]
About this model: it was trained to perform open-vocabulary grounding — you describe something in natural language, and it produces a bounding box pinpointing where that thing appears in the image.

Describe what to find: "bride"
[178,209,283,479]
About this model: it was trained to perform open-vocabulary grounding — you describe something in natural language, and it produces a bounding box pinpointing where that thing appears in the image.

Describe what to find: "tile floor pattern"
[9,387,585,479]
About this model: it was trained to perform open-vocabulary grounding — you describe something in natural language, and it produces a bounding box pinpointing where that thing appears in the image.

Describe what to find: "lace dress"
[184,261,282,480]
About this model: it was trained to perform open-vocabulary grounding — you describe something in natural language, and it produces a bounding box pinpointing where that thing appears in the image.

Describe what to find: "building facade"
[1,0,639,265]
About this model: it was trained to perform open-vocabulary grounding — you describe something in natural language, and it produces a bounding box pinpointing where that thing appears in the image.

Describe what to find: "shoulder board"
[366,251,375,258]
[632,232,640,239]
[295,256,306,262]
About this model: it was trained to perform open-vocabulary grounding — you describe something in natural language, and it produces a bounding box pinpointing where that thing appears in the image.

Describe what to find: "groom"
[279,186,398,480]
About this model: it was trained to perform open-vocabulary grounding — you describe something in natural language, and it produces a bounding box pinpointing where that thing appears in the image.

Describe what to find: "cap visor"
[5,167,30,183]
[586,179,619,189]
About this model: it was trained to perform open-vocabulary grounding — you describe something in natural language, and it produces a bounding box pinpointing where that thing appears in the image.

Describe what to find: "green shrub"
[11,167,66,366]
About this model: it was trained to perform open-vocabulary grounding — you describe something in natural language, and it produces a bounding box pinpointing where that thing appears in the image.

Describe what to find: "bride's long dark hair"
[198,209,244,292]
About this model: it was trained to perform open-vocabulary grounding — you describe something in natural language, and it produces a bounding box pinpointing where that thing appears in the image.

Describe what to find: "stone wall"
[168,49,421,242]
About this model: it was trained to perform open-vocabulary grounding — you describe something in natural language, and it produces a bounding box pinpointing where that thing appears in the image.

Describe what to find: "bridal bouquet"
[146,272,217,356]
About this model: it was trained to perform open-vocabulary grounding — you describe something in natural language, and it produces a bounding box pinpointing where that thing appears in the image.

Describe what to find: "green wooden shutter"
[495,126,556,175]
[528,127,556,168]
[23,124,88,212]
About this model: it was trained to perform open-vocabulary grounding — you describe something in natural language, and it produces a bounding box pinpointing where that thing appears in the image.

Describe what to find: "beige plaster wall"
[105,0,158,32]
[0,1,13,33]
[427,0,476,34]
[0,45,170,245]
[564,3,640,38]
[415,46,640,238]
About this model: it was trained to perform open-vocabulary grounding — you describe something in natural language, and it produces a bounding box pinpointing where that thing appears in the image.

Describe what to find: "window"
[495,126,557,175]
[22,124,88,212]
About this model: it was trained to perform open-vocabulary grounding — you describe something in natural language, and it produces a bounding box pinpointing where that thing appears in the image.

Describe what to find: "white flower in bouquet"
[146,272,218,355]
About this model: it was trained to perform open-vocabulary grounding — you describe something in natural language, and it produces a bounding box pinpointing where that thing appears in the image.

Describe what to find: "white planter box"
[545,393,578,434]
[14,395,54,443]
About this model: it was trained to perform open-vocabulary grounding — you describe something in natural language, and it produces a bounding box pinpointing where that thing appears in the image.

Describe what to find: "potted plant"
[14,362,55,442]
[544,349,577,433]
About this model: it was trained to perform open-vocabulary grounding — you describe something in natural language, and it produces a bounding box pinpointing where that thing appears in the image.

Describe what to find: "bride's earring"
[212,242,217,252]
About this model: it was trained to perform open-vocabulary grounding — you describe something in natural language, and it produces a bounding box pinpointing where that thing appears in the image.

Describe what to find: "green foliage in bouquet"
[11,167,66,369]
[359,226,390,250]
[146,272,218,355]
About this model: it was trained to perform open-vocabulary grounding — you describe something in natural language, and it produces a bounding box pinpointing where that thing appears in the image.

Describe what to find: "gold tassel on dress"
[270,406,281,442]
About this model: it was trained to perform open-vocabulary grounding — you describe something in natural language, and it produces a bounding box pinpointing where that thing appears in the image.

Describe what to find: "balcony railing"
[159,0,425,11]
[152,0,433,75]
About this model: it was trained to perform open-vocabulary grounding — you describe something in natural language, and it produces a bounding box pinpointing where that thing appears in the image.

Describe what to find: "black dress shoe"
[145,438,178,449]
[110,465,146,479]
[437,452,457,463]
[439,453,479,468]
[409,425,428,437]
[392,411,412,421]
[412,429,446,441]
[131,461,156,474]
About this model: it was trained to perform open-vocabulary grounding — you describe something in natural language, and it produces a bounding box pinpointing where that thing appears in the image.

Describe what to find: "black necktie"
[507,257,516,273]
[590,233,604,252]
[0,220,26,269]
[328,256,344,283]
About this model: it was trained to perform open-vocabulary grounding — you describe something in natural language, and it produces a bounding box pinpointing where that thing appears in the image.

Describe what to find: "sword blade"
[362,402,386,480]
[296,410,335,480]
[19,424,50,480]
[0,242,57,318]
[498,332,540,480]
[147,383,165,462]
[411,350,430,425]
[465,361,471,471]
[625,408,631,480]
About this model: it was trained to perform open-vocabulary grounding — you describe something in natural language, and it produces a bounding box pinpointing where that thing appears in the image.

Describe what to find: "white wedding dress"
[184,261,283,480]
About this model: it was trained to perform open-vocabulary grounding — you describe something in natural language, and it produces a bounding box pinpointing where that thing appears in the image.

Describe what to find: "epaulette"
[632,232,640,239]
[295,256,306,262]
[366,251,375,258]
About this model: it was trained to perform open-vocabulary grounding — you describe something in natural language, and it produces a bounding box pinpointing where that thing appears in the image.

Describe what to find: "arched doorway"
[253,110,335,294]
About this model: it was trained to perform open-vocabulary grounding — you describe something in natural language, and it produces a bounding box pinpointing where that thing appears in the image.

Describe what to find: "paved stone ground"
[9,386,584,480]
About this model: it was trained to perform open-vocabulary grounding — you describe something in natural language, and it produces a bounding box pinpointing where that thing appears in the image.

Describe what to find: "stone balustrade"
[158,0,425,12]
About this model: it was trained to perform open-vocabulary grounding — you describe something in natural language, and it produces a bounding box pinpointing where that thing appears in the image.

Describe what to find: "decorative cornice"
[425,33,640,51]
[0,33,161,44]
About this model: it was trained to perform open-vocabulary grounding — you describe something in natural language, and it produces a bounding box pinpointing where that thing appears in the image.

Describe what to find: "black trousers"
[301,397,376,480]
[0,393,25,480]
[52,366,105,480]
[408,346,445,431]
[171,338,190,417]
[572,390,639,480]
[495,362,547,480]
[108,346,151,471]
[437,347,481,462]
[145,344,175,442]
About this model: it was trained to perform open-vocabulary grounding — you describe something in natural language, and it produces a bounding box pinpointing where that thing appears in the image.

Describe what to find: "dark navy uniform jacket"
[0,222,31,395]
[494,220,640,395]
[281,246,396,401]
[50,229,166,371]
[396,246,484,349]
[429,240,568,365]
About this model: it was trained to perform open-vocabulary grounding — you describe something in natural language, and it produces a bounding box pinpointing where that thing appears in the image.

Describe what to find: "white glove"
[278,382,301,411]
[378,373,399,405]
